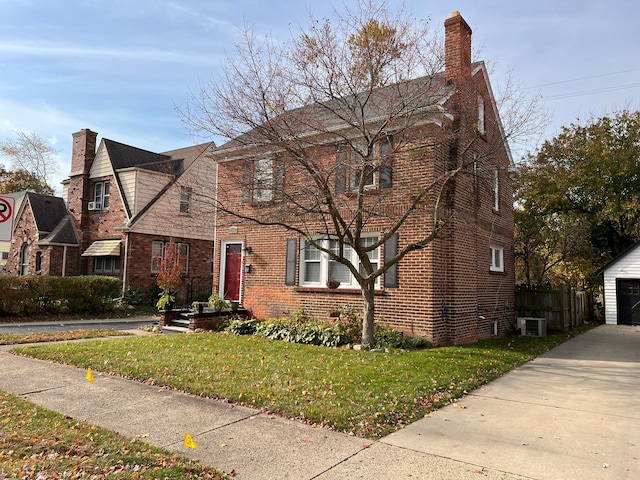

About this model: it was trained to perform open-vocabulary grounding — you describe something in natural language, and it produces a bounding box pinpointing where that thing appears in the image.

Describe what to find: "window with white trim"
[19,242,29,276]
[151,241,189,274]
[93,180,110,209]
[490,246,504,272]
[349,148,376,192]
[300,236,380,288]
[335,137,393,194]
[180,186,192,214]
[477,95,485,135]
[492,168,500,211]
[253,157,274,202]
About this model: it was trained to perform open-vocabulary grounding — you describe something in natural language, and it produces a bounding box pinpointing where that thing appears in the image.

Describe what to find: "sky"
[1,0,639,194]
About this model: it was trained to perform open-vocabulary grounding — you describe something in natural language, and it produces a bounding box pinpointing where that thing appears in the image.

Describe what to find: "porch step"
[170,318,191,328]
[162,325,190,334]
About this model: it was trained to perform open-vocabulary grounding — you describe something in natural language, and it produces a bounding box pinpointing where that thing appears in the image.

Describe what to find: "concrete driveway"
[381,325,640,479]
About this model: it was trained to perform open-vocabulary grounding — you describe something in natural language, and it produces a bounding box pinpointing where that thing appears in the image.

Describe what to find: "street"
[0,317,157,334]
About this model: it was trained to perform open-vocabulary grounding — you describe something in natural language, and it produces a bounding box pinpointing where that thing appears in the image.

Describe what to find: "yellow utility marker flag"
[86,368,95,382]
[184,432,199,449]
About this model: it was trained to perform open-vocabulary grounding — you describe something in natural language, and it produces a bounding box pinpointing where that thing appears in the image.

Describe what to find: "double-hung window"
[359,236,379,276]
[349,148,376,192]
[151,241,189,274]
[492,168,500,211]
[490,245,504,273]
[300,236,380,288]
[335,137,393,194]
[93,180,110,210]
[180,186,192,214]
[253,157,274,202]
[19,243,29,276]
[477,95,485,135]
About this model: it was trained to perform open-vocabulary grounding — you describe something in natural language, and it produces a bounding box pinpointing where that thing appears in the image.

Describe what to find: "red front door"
[223,244,242,301]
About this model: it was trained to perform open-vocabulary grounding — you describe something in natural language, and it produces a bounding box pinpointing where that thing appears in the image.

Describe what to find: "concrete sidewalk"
[1,325,638,479]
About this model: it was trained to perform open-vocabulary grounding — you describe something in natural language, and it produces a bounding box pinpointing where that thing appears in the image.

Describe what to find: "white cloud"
[0,41,217,66]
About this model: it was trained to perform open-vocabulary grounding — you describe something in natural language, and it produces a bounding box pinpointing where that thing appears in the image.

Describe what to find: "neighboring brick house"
[209,12,515,345]
[3,192,80,277]
[4,129,217,300]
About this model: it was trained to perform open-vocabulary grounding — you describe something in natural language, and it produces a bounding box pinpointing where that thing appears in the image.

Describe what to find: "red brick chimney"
[67,129,97,253]
[70,129,97,176]
[444,11,472,82]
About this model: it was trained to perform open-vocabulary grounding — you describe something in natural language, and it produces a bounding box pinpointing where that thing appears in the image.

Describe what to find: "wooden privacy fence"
[516,285,594,332]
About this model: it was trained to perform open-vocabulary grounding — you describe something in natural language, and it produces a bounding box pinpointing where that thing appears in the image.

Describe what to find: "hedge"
[0,276,122,315]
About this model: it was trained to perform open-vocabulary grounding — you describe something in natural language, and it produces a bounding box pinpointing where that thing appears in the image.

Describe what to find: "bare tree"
[180,0,545,345]
[0,131,59,191]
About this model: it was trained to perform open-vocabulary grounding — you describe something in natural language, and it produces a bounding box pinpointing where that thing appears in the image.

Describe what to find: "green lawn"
[0,391,230,479]
[12,327,592,438]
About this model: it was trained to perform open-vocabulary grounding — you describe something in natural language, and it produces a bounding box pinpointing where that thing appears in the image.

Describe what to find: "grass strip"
[0,329,130,345]
[12,326,593,438]
[0,391,230,479]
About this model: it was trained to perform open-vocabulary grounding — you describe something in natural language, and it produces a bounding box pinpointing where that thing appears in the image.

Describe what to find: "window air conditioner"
[517,317,547,337]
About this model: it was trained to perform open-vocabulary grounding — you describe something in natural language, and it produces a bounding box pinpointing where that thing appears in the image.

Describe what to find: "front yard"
[10,326,593,438]
[0,391,230,479]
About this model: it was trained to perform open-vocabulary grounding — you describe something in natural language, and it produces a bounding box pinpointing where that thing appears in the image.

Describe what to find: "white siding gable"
[601,243,640,324]
[118,168,172,217]
[89,146,113,179]
[130,154,216,241]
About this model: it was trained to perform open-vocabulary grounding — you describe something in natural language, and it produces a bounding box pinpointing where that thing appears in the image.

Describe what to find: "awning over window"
[81,240,121,257]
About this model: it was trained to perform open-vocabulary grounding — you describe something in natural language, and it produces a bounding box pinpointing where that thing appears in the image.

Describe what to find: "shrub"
[121,286,144,306]
[0,276,121,315]
[404,336,432,350]
[225,318,260,335]
[224,305,430,350]
[373,328,405,349]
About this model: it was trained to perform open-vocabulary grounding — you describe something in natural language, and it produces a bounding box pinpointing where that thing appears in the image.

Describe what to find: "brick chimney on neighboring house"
[444,11,472,82]
[67,129,97,254]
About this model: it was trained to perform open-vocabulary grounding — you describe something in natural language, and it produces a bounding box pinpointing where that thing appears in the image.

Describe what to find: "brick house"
[4,129,217,301]
[209,12,515,345]
[3,192,80,277]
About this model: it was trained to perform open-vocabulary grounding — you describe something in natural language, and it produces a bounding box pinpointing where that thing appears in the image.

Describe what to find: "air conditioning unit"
[517,317,547,337]
[87,201,102,211]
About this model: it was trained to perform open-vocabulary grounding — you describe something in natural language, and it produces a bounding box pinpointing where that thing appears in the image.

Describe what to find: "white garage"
[598,241,640,325]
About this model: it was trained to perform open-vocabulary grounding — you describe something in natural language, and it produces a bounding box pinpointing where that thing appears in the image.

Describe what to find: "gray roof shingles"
[27,193,68,234]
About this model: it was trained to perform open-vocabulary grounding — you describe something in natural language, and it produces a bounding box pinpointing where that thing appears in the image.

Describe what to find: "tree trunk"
[361,281,376,347]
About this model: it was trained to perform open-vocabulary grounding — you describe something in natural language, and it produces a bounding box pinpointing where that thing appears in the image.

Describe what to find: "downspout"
[212,162,219,296]
[62,245,67,277]
[122,234,129,296]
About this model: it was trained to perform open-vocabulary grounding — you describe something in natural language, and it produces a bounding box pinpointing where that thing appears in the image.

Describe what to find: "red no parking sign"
[0,195,15,242]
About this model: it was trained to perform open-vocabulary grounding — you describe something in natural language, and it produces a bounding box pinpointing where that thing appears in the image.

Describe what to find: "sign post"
[0,195,15,242]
